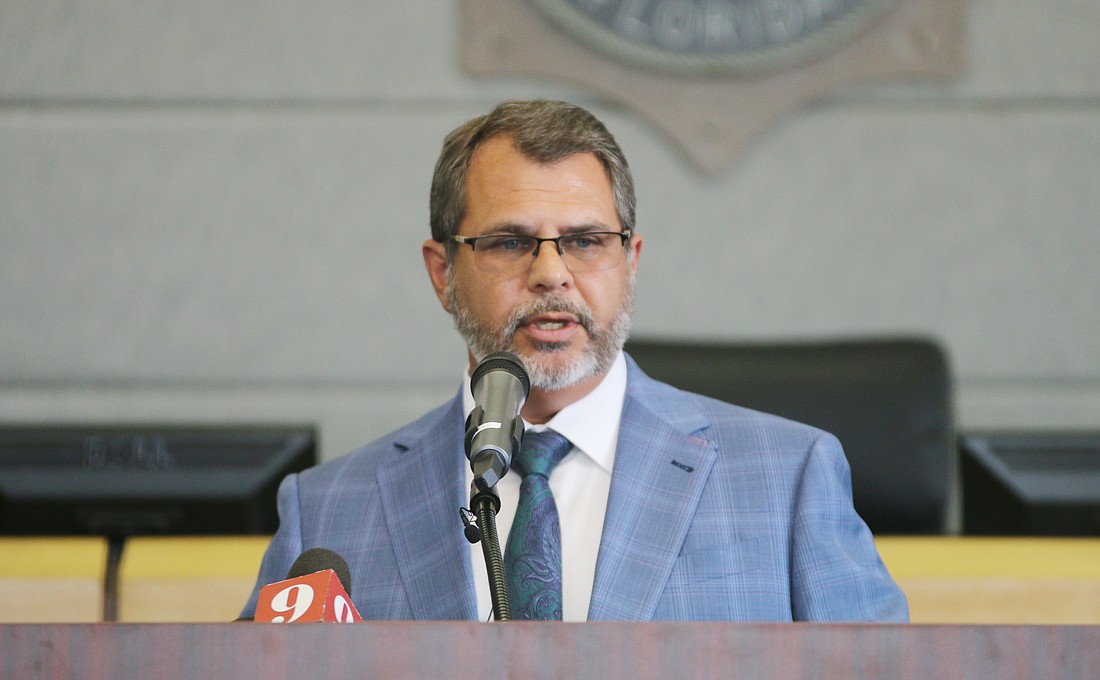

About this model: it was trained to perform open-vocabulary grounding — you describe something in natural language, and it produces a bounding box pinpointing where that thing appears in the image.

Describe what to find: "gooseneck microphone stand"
[464,484,511,621]
[460,350,529,622]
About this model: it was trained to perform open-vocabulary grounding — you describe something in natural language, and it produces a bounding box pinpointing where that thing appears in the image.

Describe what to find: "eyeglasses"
[451,230,632,275]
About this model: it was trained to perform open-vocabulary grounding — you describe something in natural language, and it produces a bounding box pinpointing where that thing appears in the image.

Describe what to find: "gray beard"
[446,271,635,391]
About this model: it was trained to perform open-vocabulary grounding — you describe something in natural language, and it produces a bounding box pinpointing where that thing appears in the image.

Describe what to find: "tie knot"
[512,429,571,478]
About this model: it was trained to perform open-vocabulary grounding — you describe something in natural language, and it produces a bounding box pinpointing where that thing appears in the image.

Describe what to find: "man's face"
[425,135,642,392]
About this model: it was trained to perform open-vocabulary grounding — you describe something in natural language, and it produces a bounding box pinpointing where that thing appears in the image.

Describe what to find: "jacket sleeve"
[788,433,909,622]
[238,472,306,619]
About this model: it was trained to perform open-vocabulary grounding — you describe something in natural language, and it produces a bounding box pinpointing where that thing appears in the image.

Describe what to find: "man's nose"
[527,239,572,289]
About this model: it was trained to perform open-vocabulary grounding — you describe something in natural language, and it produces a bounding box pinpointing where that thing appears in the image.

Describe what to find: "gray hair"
[429,100,636,260]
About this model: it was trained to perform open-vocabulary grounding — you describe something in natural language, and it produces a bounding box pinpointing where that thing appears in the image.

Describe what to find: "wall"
[2,1,1098,462]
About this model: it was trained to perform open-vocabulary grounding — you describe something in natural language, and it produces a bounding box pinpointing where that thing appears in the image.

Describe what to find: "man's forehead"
[471,134,600,170]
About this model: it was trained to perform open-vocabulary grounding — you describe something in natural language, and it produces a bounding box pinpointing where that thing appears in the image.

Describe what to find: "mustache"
[502,296,596,343]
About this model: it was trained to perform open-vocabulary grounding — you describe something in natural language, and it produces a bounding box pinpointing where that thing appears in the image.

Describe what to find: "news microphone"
[254,547,362,623]
[287,547,353,594]
[465,351,530,491]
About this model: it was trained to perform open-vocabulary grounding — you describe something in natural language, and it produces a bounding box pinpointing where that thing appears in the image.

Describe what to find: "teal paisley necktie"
[503,429,572,620]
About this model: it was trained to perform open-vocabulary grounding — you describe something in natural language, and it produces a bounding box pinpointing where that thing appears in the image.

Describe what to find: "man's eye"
[483,237,531,252]
[567,234,604,250]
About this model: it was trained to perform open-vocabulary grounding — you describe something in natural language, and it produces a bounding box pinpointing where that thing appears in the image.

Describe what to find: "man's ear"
[627,232,644,275]
[422,239,451,312]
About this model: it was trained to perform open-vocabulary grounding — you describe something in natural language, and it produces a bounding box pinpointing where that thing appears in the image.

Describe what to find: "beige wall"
[2,1,1099,462]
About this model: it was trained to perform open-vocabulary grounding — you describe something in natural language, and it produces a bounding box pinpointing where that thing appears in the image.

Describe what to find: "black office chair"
[624,337,955,534]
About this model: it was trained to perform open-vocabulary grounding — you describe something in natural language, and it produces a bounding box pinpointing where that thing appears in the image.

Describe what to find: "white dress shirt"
[464,352,627,621]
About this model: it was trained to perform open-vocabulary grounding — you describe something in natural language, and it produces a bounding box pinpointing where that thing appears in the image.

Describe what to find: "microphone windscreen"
[287,547,353,596]
[471,351,530,396]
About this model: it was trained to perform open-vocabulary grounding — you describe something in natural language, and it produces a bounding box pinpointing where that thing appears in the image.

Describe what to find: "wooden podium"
[3,622,1098,679]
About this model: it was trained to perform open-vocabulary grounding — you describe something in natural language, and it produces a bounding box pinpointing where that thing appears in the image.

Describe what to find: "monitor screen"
[961,432,1100,536]
[0,425,316,536]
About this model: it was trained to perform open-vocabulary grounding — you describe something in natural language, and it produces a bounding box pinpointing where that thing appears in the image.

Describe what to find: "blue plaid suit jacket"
[242,355,908,621]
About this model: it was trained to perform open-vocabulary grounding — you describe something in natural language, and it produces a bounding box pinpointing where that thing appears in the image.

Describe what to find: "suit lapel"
[376,396,477,620]
[588,367,717,620]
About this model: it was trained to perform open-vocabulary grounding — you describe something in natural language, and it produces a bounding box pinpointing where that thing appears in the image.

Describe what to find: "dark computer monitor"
[961,432,1100,536]
[0,425,316,536]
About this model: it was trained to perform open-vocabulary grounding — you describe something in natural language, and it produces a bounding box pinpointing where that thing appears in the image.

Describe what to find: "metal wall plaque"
[463,0,964,173]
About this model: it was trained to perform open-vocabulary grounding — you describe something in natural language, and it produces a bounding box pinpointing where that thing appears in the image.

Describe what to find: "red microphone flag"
[254,569,363,623]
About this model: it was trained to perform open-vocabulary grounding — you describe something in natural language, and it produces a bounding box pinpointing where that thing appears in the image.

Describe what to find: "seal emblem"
[528,0,900,75]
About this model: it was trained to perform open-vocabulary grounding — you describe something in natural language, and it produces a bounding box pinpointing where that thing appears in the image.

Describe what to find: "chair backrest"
[624,337,955,534]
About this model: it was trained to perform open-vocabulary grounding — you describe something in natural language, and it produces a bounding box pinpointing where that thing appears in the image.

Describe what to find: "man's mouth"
[514,312,582,347]
[500,298,594,349]
[533,319,569,330]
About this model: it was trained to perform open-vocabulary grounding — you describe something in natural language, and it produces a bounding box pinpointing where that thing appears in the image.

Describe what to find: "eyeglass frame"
[449,228,633,273]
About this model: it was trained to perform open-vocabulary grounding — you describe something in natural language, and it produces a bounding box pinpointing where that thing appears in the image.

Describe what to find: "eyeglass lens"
[471,233,625,273]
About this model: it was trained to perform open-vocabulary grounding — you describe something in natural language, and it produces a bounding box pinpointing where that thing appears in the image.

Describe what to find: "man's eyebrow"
[477,222,614,236]
[478,222,534,236]
[559,223,616,235]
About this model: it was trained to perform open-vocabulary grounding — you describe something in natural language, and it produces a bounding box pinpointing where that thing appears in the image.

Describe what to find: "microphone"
[287,547,353,592]
[464,351,530,491]
[254,547,363,623]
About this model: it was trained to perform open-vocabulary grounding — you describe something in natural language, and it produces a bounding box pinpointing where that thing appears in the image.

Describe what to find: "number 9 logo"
[268,583,315,623]
[333,595,356,623]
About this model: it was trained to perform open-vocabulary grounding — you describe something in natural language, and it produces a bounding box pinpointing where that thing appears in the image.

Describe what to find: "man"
[241,99,908,622]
